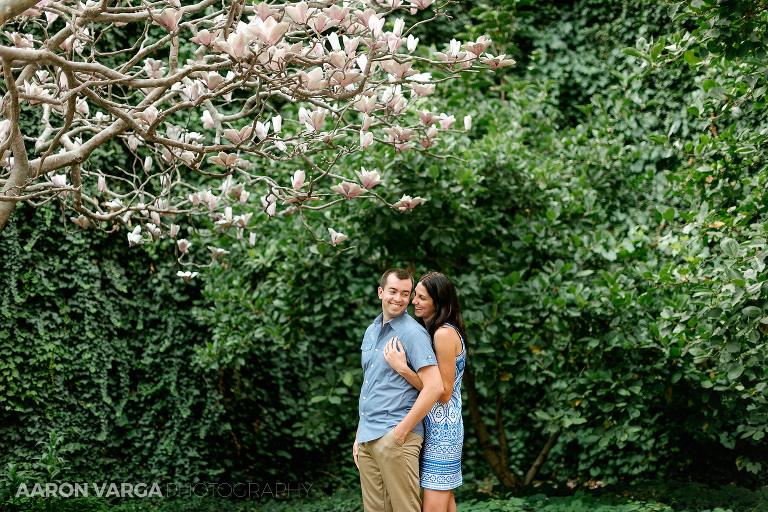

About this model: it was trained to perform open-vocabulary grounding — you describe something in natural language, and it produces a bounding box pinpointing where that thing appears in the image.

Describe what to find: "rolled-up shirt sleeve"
[402,328,435,372]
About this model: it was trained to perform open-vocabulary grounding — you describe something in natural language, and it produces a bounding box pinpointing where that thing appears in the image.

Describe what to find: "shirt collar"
[382,310,409,330]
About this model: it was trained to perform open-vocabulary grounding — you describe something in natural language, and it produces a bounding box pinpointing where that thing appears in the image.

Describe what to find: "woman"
[383,271,467,512]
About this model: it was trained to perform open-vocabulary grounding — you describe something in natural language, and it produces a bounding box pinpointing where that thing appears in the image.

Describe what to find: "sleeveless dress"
[420,324,466,490]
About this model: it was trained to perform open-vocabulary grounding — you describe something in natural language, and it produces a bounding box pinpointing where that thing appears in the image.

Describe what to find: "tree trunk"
[464,365,522,490]
[0,57,32,233]
[0,0,40,26]
[524,427,562,486]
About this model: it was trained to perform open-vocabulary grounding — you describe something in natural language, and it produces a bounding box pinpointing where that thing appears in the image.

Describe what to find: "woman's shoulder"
[434,324,462,353]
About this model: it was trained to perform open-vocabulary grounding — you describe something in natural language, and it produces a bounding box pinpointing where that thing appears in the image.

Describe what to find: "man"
[353,268,444,512]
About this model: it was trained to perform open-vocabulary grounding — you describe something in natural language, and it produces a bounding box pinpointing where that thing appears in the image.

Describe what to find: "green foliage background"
[1,0,767,505]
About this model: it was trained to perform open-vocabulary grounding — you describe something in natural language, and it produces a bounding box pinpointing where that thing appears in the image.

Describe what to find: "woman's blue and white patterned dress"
[420,324,466,490]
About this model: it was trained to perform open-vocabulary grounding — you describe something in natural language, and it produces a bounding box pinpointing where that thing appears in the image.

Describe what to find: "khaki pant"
[358,430,423,512]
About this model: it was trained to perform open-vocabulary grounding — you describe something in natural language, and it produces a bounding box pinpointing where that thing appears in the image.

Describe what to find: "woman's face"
[412,282,436,323]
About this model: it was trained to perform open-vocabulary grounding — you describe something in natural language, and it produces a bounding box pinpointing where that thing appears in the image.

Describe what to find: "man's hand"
[393,423,407,446]
[353,437,359,468]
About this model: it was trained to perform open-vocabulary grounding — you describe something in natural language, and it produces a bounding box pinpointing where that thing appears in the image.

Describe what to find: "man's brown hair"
[380,268,414,291]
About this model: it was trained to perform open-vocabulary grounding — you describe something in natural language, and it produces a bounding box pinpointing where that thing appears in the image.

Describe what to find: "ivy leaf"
[684,50,702,64]
[742,306,762,317]
[622,47,651,62]
[726,363,744,380]
[720,238,740,258]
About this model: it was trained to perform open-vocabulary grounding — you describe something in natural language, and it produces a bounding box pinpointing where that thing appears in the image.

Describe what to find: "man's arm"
[392,365,443,445]
[353,429,359,469]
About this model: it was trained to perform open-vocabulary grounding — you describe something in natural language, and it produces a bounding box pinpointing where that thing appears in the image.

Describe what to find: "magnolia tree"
[0,0,513,270]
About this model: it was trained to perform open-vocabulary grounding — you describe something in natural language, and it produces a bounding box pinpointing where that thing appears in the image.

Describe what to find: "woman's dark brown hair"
[417,271,467,344]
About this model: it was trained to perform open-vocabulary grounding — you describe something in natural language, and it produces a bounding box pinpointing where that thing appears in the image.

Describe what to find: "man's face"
[378,274,413,321]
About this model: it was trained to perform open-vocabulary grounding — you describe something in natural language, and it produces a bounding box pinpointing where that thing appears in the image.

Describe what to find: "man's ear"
[377,286,383,299]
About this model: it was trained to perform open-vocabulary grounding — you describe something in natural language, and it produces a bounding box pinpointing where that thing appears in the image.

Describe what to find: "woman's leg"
[448,490,456,512]
[422,488,452,512]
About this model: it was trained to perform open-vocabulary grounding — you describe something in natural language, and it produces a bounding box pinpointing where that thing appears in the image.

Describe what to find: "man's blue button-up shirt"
[357,311,436,444]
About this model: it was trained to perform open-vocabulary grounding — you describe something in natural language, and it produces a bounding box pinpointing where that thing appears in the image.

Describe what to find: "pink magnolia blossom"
[22,81,51,105]
[201,110,215,129]
[234,212,252,228]
[223,126,253,144]
[190,29,217,46]
[386,34,405,53]
[70,215,89,228]
[382,60,418,79]
[202,71,224,90]
[250,17,289,45]
[305,109,327,132]
[328,228,348,246]
[406,35,419,52]
[291,170,307,190]
[464,115,472,131]
[343,35,361,54]
[285,1,316,25]
[394,195,426,210]
[480,53,516,69]
[200,190,218,211]
[208,246,230,260]
[309,12,338,34]
[75,99,89,115]
[361,114,373,131]
[209,152,238,167]
[155,8,182,32]
[143,58,165,79]
[327,32,342,52]
[353,8,376,27]
[105,199,123,212]
[299,67,326,91]
[383,126,414,143]
[127,226,143,246]
[177,271,199,283]
[147,223,162,241]
[462,35,493,56]
[5,31,33,48]
[177,239,192,254]
[272,115,282,134]
[330,70,362,88]
[356,167,383,188]
[126,135,140,152]
[228,182,244,198]
[328,51,347,69]
[51,174,67,187]
[325,5,350,22]
[135,106,159,126]
[217,30,248,60]
[253,2,278,20]
[360,131,374,149]
[331,181,364,199]
[254,121,269,141]
[409,83,435,97]
[437,113,456,129]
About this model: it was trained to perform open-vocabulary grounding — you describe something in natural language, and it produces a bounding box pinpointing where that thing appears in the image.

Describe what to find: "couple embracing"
[353,268,467,512]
